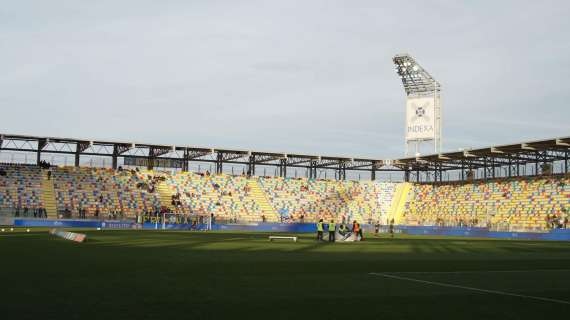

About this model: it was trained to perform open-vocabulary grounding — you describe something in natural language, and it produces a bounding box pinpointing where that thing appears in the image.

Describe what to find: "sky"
[1,0,570,159]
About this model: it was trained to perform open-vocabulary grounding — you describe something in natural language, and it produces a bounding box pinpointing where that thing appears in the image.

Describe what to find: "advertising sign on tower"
[405,97,436,141]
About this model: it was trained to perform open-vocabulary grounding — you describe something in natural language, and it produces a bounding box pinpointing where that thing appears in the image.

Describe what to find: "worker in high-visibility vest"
[316,219,324,241]
[328,220,336,242]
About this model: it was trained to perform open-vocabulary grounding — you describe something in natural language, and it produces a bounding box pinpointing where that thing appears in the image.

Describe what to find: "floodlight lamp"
[412,65,419,71]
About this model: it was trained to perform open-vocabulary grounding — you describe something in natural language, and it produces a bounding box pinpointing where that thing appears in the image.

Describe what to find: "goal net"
[158,212,212,231]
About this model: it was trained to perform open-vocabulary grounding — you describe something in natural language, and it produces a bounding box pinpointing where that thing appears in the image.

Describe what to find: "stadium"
[2,2,570,319]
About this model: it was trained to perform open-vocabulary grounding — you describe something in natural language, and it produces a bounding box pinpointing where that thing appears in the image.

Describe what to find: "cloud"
[1,0,569,160]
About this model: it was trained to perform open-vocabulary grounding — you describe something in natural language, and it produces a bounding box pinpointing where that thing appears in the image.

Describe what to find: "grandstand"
[403,175,569,232]
[0,133,568,233]
[51,166,161,219]
[0,164,44,215]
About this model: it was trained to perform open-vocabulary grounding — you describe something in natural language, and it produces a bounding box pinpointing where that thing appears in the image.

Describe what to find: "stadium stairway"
[389,182,411,224]
[41,171,57,218]
[157,181,174,210]
[247,179,279,222]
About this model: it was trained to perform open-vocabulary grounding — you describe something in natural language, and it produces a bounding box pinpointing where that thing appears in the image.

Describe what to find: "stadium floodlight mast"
[393,53,442,156]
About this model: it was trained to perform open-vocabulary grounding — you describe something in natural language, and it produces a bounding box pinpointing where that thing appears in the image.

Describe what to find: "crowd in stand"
[38,160,51,169]
[546,213,568,229]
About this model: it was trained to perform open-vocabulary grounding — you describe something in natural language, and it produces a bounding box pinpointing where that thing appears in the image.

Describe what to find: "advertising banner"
[406,96,436,141]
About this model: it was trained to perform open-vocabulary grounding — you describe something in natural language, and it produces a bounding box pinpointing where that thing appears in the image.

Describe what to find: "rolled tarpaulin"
[49,229,87,243]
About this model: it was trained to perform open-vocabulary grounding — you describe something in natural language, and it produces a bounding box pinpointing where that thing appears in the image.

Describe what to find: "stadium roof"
[0,133,390,180]
[395,136,570,180]
[0,133,568,180]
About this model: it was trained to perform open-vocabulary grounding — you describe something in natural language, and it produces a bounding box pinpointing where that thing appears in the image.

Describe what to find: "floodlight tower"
[393,54,442,156]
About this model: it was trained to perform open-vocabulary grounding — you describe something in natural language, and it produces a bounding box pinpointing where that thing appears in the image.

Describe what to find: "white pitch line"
[369,272,570,305]
[384,269,570,275]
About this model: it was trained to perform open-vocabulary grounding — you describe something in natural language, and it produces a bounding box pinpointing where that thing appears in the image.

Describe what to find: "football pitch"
[1,229,570,319]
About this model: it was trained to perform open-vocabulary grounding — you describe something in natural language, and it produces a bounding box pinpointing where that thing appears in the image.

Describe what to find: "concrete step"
[247,179,279,221]
[41,171,58,218]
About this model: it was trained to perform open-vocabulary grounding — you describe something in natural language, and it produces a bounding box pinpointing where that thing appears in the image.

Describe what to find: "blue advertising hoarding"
[11,219,570,241]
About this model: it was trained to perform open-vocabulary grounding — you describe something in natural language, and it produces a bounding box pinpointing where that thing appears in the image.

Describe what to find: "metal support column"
[37,139,46,165]
[216,153,224,174]
[182,149,189,172]
[483,157,487,180]
[336,163,346,181]
[507,155,512,178]
[435,163,440,182]
[247,155,255,176]
[534,151,540,176]
[111,146,118,170]
[76,150,82,167]
[310,161,317,179]
[564,151,568,174]
[279,159,287,178]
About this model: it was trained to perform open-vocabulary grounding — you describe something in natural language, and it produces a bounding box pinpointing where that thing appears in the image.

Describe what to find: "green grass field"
[1,229,570,319]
